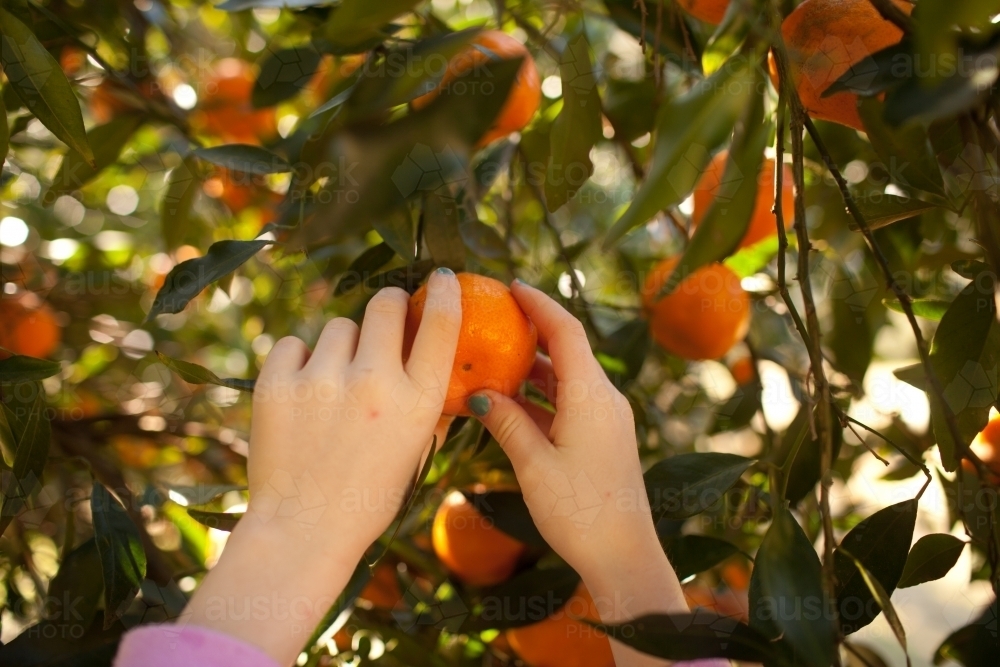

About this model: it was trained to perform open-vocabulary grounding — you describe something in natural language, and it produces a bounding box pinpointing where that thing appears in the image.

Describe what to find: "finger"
[527,353,557,404]
[468,390,550,472]
[521,399,555,437]
[307,317,360,373]
[510,280,601,385]
[353,287,409,369]
[405,268,462,395]
[259,336,310,380]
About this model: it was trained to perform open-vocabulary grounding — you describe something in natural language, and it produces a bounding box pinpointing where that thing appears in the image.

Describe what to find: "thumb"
[467,391,548,469]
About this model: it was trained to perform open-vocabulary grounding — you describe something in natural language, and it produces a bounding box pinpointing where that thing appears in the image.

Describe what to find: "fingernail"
[467,394,490,417]
[513,278,528,288]
[436,266,455,276]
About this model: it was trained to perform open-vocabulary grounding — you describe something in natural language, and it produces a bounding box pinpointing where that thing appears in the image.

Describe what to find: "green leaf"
[724,235,780,279]
[47,538,103,630]
[823,42,910,99]
[147,238,272,320]
[321,0,422,53]
[749,505,836,666]
[167,484,246,506]
[292,58,523,249]
[929,276,1000,470]
[657,102,770,299]
[459,216,509,261]
[596,319,650,384]
[91,482,146,629]
[545,32,601,211]
[893,363,927,390]
[155,351,255,392]
[774,405,834,506]
[423,192,466,270]
[373,207,415,262]
[882,297,950,321]
[838,548,910,662]
[219,0,327,8]
[44,114,143,204]
[644,452,753,520]
[898,533,966,589]
[343,29,479,119]
[364,259,435,294]
[466,566,581,631]
[594,612,776,662]
[663,535,740,581]
[603,58,752,249]
[0,384,50,536]
[951,259,991,280]
[252,45,322,108]
[933,593,997,666]
[858,97,945,197]
[161,155,204,251]
[602,77,658,143]
[334,242,397,296]
[0,8,93,165]
[702,3,752,75]
[833,499,917,635]
[602,0,702,73]
[461,490,546,548]
[193,144,291,174]
[0,87,8,171]
[187,508,244,532]
[0,355,60,383]
[849,194,939,231]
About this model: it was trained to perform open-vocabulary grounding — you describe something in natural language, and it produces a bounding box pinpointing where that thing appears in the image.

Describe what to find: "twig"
[769,4,842,659]
[865,0,914,33]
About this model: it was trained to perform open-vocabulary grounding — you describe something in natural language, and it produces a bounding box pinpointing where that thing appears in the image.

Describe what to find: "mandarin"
[677,0,730,24]
[506,582,615,667]
[642,257,750,360]
[191,59,277,144]
[692,150,795,250]
[404,273,537,416]
[359,563,403,609]
[0,296,61,359]
[431,490,525,587]
[411,30,540,147]
[775,0,910,130]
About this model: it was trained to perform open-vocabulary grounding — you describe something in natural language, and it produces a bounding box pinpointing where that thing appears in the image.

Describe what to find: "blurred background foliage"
[0,1,998,666]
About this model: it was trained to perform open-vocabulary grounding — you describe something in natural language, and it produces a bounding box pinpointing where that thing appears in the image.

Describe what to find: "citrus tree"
[1,1,998,666]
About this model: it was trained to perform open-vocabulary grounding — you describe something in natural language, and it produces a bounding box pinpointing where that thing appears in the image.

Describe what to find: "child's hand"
[183,269,461,664]
[245,268,461,550]
[468,280,687,665]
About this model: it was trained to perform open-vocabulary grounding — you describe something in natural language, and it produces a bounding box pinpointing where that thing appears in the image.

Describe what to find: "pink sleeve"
[113,624,280,667]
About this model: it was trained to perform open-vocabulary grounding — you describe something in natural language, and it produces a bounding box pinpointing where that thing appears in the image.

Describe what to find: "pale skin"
[181,271,688,666]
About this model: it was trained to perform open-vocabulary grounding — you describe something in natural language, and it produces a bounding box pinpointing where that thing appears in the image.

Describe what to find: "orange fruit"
[191,59,277,144]
[89,78,159,124]
[775,0,910,130]
[692,150,795,250]
[203,168,282,223]
[404,273,537,417]
[683,583,749,622]
[431,490,525,587]
[359,563,402,609]
[506,583,615,667]
[411,30,540,147]
[642,257,750,360]
[677,0,730,24]
[0,296,61,359]
[111,434,160,469]
[965,416,1000,481]
[729,355,756,386]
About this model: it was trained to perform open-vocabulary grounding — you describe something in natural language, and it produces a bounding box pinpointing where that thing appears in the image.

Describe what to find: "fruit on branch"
[405,273,537,417]
[642,257,750,361]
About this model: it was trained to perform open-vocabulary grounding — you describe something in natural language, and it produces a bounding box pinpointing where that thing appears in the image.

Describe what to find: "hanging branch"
[768,4,842,660]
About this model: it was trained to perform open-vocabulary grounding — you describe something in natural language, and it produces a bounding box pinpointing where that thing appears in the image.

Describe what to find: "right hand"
[466,280,669,591]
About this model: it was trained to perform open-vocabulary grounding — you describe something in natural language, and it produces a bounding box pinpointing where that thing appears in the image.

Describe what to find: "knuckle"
[494,412,523,446]
[324,317,359,336]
